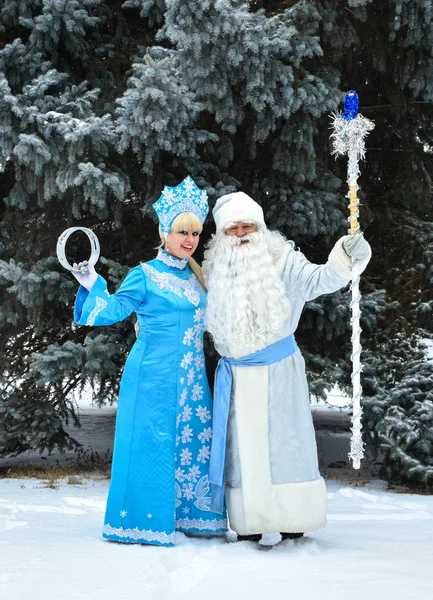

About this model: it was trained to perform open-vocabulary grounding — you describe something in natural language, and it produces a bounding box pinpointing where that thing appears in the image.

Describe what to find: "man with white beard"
[202,191,371,543]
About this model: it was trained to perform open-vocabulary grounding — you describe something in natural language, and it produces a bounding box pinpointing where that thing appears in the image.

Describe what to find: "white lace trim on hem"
[176,517,227,531]
[103,524,175,544]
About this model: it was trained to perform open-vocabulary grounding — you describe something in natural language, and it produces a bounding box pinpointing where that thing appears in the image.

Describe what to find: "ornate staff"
[331,91,375,469]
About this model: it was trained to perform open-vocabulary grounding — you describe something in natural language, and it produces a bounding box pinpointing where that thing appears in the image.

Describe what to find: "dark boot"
[237,533,262,542]
[280,532,304,541]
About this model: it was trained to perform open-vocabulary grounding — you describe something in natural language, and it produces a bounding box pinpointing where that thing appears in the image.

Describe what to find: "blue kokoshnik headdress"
[152,176,209,234]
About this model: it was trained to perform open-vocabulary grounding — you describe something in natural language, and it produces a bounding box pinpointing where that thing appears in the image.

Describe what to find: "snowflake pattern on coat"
[175,308,213,518]
[75,257,226,545]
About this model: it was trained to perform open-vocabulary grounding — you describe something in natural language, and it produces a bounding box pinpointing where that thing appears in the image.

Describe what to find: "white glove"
[342,233,371,262]
[72,261,98,291]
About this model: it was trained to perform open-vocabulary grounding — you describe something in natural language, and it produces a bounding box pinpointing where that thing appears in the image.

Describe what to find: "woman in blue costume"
[72,177,227,546]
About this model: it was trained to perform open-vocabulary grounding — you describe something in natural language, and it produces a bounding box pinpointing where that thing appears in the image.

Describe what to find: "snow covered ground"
[1,477,432,600]
[1,390,430,598]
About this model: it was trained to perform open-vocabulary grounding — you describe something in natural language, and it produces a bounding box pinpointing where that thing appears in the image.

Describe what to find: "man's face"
[224,222,257,241]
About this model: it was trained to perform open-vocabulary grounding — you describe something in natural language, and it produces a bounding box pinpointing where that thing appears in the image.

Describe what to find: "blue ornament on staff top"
[342,90,359,121]
[153,176,209,234]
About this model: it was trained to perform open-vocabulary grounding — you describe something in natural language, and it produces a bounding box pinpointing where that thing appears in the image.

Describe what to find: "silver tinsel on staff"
[330,91,375,469]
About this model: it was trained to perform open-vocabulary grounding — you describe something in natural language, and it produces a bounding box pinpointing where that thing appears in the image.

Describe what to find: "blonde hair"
[158,212,205,288]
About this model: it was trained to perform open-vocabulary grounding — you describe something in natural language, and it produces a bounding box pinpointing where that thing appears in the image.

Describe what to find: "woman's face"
[165,228,200,260]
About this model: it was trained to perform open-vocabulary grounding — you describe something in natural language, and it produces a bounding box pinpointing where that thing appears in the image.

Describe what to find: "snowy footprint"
[147,542,221,599]
[0,515,28,532]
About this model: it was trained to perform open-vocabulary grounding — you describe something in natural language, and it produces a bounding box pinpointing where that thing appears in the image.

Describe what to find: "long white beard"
[202,229,290,357]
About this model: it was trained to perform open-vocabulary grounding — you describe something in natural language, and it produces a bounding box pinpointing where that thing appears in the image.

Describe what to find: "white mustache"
[226,232,261,246]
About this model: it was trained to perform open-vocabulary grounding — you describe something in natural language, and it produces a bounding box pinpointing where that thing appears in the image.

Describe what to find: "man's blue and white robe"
[213,238,367,535]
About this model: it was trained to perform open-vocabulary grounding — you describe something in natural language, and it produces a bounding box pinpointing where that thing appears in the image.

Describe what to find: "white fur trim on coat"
[226,478,327,535]
[226,364,326,534]
[213,192,266,232]
[327,236,371,280]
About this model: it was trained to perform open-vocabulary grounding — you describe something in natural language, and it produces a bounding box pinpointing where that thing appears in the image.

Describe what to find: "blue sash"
[209,334,298,514]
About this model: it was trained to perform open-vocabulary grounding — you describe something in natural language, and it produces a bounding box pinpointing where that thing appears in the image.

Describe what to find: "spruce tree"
[0,0,431,486]
[122,0,166,27]
[0,0,138,454]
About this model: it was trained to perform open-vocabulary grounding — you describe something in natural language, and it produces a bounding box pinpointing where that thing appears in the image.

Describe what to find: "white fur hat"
[212,191,266,232]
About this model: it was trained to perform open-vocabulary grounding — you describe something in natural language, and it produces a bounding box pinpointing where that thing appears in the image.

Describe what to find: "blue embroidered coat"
[74,249,227,546]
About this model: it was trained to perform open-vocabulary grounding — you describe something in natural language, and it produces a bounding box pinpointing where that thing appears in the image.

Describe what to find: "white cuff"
[326,237,371,280]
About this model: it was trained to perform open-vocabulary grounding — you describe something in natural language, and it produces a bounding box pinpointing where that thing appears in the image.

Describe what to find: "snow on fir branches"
[0,0,431,487]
